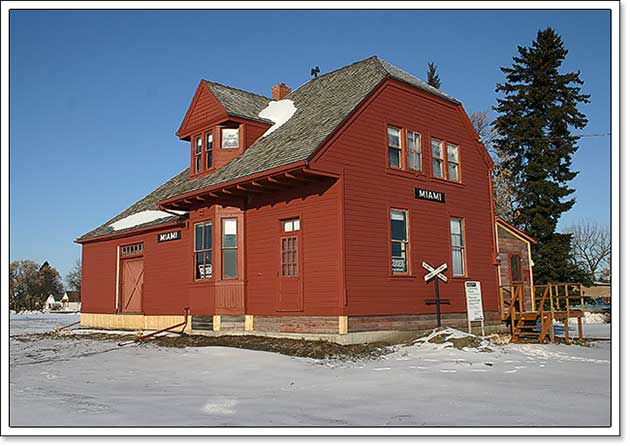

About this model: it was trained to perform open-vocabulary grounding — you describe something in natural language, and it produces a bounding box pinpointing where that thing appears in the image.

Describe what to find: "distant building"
[61,291,81,312]
[45,294,60,312]
[583,282,611,304]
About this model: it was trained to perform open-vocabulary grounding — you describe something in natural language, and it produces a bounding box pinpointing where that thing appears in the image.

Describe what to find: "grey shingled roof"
[78,56,460,241]
[205,81,273,124]
[77,169,190,240]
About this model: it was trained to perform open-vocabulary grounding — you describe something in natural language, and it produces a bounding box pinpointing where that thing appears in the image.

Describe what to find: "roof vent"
[272,82,291,101]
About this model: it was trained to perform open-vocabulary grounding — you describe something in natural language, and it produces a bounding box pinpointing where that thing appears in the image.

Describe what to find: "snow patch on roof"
[258,99,297,136]
[109,210,186,231]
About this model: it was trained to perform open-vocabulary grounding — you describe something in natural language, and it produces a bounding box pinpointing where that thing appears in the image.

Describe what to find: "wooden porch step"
[515,312,539,320]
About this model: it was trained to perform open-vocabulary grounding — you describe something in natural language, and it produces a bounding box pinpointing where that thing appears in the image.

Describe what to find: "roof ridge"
[287,56,381,98]
[204,79,271,100]
[375,57,459,103]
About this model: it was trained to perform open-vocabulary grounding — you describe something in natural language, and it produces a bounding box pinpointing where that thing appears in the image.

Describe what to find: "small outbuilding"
[495,217,536,312]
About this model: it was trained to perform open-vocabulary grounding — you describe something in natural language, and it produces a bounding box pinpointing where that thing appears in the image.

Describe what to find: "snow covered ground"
[9,314,611,427]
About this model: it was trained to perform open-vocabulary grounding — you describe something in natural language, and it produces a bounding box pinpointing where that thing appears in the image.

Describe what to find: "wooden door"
[509,254,525,311]
[121,257,143,313]
[278,233,303,311]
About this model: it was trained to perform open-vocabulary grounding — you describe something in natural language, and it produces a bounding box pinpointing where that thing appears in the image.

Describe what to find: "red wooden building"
[76,57,502,342]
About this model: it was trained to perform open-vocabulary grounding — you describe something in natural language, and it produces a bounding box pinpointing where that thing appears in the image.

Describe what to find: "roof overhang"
[158,164,339,211]
[75,219,186,244]
[496,217,537,244]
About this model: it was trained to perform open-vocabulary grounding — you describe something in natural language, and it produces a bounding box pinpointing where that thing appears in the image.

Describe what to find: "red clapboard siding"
[81,225,191,316]
[245,180,342,316]
[178,82,227,138]
[312,79,499,317]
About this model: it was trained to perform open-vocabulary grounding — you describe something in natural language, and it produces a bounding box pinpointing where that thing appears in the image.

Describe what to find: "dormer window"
[194,136,202,173]
[206,132,213,169]
[222,128,239,149]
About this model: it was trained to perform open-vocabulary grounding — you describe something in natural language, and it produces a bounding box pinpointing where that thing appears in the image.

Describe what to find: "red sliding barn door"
[121,257,143,313]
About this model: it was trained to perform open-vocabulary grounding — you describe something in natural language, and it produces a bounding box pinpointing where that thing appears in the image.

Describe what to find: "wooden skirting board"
[81,313,192,334]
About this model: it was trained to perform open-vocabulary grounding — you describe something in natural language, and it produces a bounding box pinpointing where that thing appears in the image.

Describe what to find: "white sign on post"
[464,281,485,335]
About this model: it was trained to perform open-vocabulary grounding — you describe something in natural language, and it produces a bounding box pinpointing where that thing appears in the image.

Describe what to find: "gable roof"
[496,217,537,244]
[77,56,467,242]
[63,291,81,302]
[204,80,273,124]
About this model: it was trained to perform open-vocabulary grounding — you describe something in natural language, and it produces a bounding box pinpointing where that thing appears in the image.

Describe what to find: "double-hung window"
[206,132,213,169]
[447,143,460,181]
[388,126,402,168]
[222,219,238,279]
[194,136,203,173]
[194,222,212,279]
[431,138,444,178]
[450,218,465,277]
[390,209,409,274]
[407,131,421,171]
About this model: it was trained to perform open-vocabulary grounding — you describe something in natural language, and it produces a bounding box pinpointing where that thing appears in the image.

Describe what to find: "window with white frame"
[283,218,300,233]
[222,219,238,278]
[221,128,239,149]
[194,221,212,280]
[390,209,409,274]
[194,136,202,173]
[121,243,143,256]
[431,138,444,178]
[206,132,213,169]
[281,218,300,277]
[447,143,460,181]
[407,131,421,171]
[450,218,465,277]
[388,126,402,168]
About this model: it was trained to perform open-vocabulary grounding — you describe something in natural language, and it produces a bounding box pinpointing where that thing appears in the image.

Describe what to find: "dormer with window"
[176,80,280,178]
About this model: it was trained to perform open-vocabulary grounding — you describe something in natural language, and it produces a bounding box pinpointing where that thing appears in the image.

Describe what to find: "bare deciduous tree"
[65,258,82,296]
[468,110,518,222]
[564,220,611,282]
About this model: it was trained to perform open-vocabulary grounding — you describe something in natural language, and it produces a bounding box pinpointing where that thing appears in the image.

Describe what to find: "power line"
[499,133,611,142]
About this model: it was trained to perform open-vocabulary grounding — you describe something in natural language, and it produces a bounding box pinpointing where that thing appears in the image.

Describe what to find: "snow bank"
[567,312,611,325]
[411,327,496,352]
[109,210,186,231]
[258,99,297,136]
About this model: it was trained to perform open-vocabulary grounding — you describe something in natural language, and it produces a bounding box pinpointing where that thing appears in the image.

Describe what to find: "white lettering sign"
[158,230,181,243]
[465,281,484,322]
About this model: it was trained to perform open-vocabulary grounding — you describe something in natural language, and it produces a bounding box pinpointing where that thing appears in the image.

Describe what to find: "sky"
[9,9,612,280]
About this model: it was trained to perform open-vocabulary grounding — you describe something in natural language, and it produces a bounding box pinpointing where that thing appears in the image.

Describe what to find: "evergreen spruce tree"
[493,28,590,283]
[427,62,441,89]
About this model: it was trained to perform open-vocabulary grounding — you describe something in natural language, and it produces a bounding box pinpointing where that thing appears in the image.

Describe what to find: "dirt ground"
[16,330,395,360]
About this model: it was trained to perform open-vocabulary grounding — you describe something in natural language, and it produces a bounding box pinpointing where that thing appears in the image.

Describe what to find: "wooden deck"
[500,283,586,343]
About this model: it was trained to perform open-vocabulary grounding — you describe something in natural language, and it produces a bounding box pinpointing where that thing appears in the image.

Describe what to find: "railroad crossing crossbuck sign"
[423,262,448,283]
[422,261,448,327]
